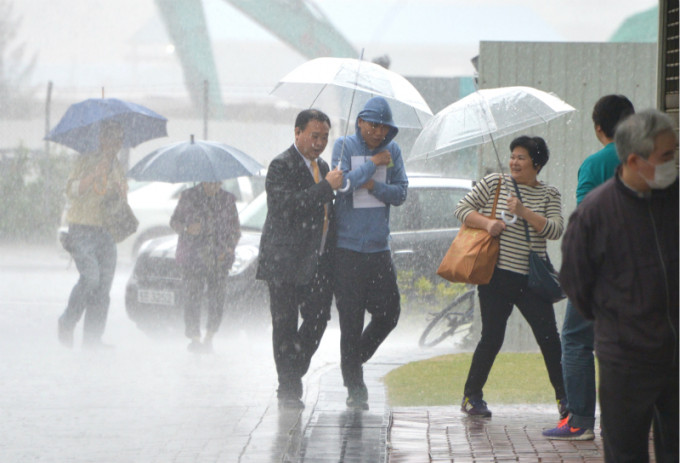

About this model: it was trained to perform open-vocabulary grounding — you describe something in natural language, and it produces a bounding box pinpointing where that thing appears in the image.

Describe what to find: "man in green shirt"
[543,94,634,440]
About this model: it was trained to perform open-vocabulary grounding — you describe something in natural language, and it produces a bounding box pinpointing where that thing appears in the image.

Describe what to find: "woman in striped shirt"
[455,136,567,419]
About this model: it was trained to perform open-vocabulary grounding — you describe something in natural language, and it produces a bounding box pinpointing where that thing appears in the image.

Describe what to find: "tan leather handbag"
[436,178,502,285]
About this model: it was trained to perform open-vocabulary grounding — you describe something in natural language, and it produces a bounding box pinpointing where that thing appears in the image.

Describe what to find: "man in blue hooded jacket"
[331,96,408,410]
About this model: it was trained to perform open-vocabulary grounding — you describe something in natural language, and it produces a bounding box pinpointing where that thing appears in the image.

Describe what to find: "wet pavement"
[0,244,651,462]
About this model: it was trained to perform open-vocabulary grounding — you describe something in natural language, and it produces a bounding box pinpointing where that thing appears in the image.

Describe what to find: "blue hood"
[356,96,399,151]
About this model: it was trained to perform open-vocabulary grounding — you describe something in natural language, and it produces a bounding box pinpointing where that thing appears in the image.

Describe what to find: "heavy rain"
[0,0,665,461]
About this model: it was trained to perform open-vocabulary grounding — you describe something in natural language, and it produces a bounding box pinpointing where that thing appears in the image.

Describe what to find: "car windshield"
[239,192,267,232]
[390,187,467,231]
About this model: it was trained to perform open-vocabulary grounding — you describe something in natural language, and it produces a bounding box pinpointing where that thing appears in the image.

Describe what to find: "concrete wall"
[472,41,657,351]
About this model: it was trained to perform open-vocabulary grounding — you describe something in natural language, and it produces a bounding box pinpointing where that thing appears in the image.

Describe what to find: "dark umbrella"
[127,135,264,183]
[46,98,168,154]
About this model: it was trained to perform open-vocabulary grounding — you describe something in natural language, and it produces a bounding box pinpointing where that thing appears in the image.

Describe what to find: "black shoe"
[461,396,492,417]
[277,380,303,401]
[346,383,369,410]
[278,397,305,410]
[57,317,74,348]
[346,395,369,410]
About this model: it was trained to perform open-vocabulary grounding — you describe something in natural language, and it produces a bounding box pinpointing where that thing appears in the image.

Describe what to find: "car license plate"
[138,289,175,306]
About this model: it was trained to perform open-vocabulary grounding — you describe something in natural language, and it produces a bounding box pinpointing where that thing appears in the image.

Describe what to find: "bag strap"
[510,178,532,247]
[487,175,502,219]
[511,179,557,267]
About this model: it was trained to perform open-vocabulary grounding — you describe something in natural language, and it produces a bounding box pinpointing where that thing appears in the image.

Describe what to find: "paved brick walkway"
[388,405,600,462]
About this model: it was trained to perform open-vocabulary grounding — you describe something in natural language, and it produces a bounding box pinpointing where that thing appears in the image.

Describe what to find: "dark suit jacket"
[256,145,336,285]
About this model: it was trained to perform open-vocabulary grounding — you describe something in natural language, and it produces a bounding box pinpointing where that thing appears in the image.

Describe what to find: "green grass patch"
[384,353,563,407]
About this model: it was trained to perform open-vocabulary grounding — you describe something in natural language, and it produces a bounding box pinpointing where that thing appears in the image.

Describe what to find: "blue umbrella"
[127,135,264,183]
[46,98,168,154]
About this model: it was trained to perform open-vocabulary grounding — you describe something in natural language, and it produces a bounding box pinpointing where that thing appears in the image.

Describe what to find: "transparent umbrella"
[271,57,433,129]
[409,86,576,161]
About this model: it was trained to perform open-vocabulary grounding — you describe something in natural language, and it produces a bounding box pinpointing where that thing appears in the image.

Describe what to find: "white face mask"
[640,158,679,189]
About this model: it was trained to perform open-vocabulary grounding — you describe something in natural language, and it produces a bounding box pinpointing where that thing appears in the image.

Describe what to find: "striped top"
[454,173,564,275]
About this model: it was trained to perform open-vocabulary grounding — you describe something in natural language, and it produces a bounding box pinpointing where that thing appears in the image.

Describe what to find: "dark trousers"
[464,268,565,401]
[61,225,117,343]
[334,249,400,388]
[267,256,333,399]
[599,359,679,463]
[561,299,596,429]
[181,268,228,339]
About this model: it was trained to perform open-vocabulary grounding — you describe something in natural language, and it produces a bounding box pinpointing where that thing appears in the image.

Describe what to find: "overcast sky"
[14,0,658,89]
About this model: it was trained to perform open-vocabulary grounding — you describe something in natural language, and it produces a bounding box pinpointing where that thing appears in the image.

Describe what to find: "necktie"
[311,160,329,235]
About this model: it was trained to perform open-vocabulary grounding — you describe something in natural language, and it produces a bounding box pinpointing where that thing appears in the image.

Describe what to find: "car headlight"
[229,244,259,276]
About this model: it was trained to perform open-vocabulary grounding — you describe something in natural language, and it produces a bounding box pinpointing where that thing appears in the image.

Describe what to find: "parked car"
[57,175,265,260]
[124,174,473,333]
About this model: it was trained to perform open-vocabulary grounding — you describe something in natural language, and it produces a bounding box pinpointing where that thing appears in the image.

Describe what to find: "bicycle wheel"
[418,290,476,348]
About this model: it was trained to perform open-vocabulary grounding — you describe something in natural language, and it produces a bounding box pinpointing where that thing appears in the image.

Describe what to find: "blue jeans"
[60,225,117,343]
[561,299,596,429]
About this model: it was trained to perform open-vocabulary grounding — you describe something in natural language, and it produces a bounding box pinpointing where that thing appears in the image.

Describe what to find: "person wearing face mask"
[560,109,678,463]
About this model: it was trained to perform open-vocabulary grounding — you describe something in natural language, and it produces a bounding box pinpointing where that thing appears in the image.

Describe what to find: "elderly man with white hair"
[560,109,678,463]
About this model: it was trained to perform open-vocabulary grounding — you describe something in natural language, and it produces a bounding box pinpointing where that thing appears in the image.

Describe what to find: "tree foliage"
[0,0,37,118]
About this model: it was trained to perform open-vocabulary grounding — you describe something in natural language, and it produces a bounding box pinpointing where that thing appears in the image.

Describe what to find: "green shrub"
[397,269,468,318]
[413,276,433,296]
[0,146,72,242]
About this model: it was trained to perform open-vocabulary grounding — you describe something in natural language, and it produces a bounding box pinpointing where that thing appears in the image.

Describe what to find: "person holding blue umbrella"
[127,134,263,353]
[58,121,127,349]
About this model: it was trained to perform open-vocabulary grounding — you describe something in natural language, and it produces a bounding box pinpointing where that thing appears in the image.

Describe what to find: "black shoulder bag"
[511,180,566,304]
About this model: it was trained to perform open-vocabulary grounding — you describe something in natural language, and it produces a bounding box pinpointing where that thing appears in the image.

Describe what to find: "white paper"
[351,156,386,208]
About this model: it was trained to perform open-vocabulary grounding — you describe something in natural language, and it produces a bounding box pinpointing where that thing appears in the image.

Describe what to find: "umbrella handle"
[338,179,351,193]
[501,211,517,224]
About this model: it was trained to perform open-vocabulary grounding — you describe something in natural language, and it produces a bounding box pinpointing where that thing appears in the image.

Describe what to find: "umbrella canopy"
[127,136,264,183]
[409,86,576,160]
[271,57,433,129]
[46,98,168,154]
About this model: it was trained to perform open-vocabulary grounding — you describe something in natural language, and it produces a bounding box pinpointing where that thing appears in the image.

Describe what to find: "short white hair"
[615,109,676,162]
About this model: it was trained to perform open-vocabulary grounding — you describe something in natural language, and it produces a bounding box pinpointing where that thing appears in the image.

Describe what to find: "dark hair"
[592,95,635,139]
[295,109,331,131]
[510,135,550,170]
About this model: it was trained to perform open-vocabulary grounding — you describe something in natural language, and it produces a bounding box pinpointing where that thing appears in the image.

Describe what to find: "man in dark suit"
[256,109,343,409]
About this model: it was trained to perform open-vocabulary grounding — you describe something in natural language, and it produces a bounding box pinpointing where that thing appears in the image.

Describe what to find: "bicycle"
[418,288,476,348]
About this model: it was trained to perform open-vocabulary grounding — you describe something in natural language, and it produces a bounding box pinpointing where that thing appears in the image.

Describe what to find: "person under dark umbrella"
[58,121,127,349]
[170,181,241,353]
